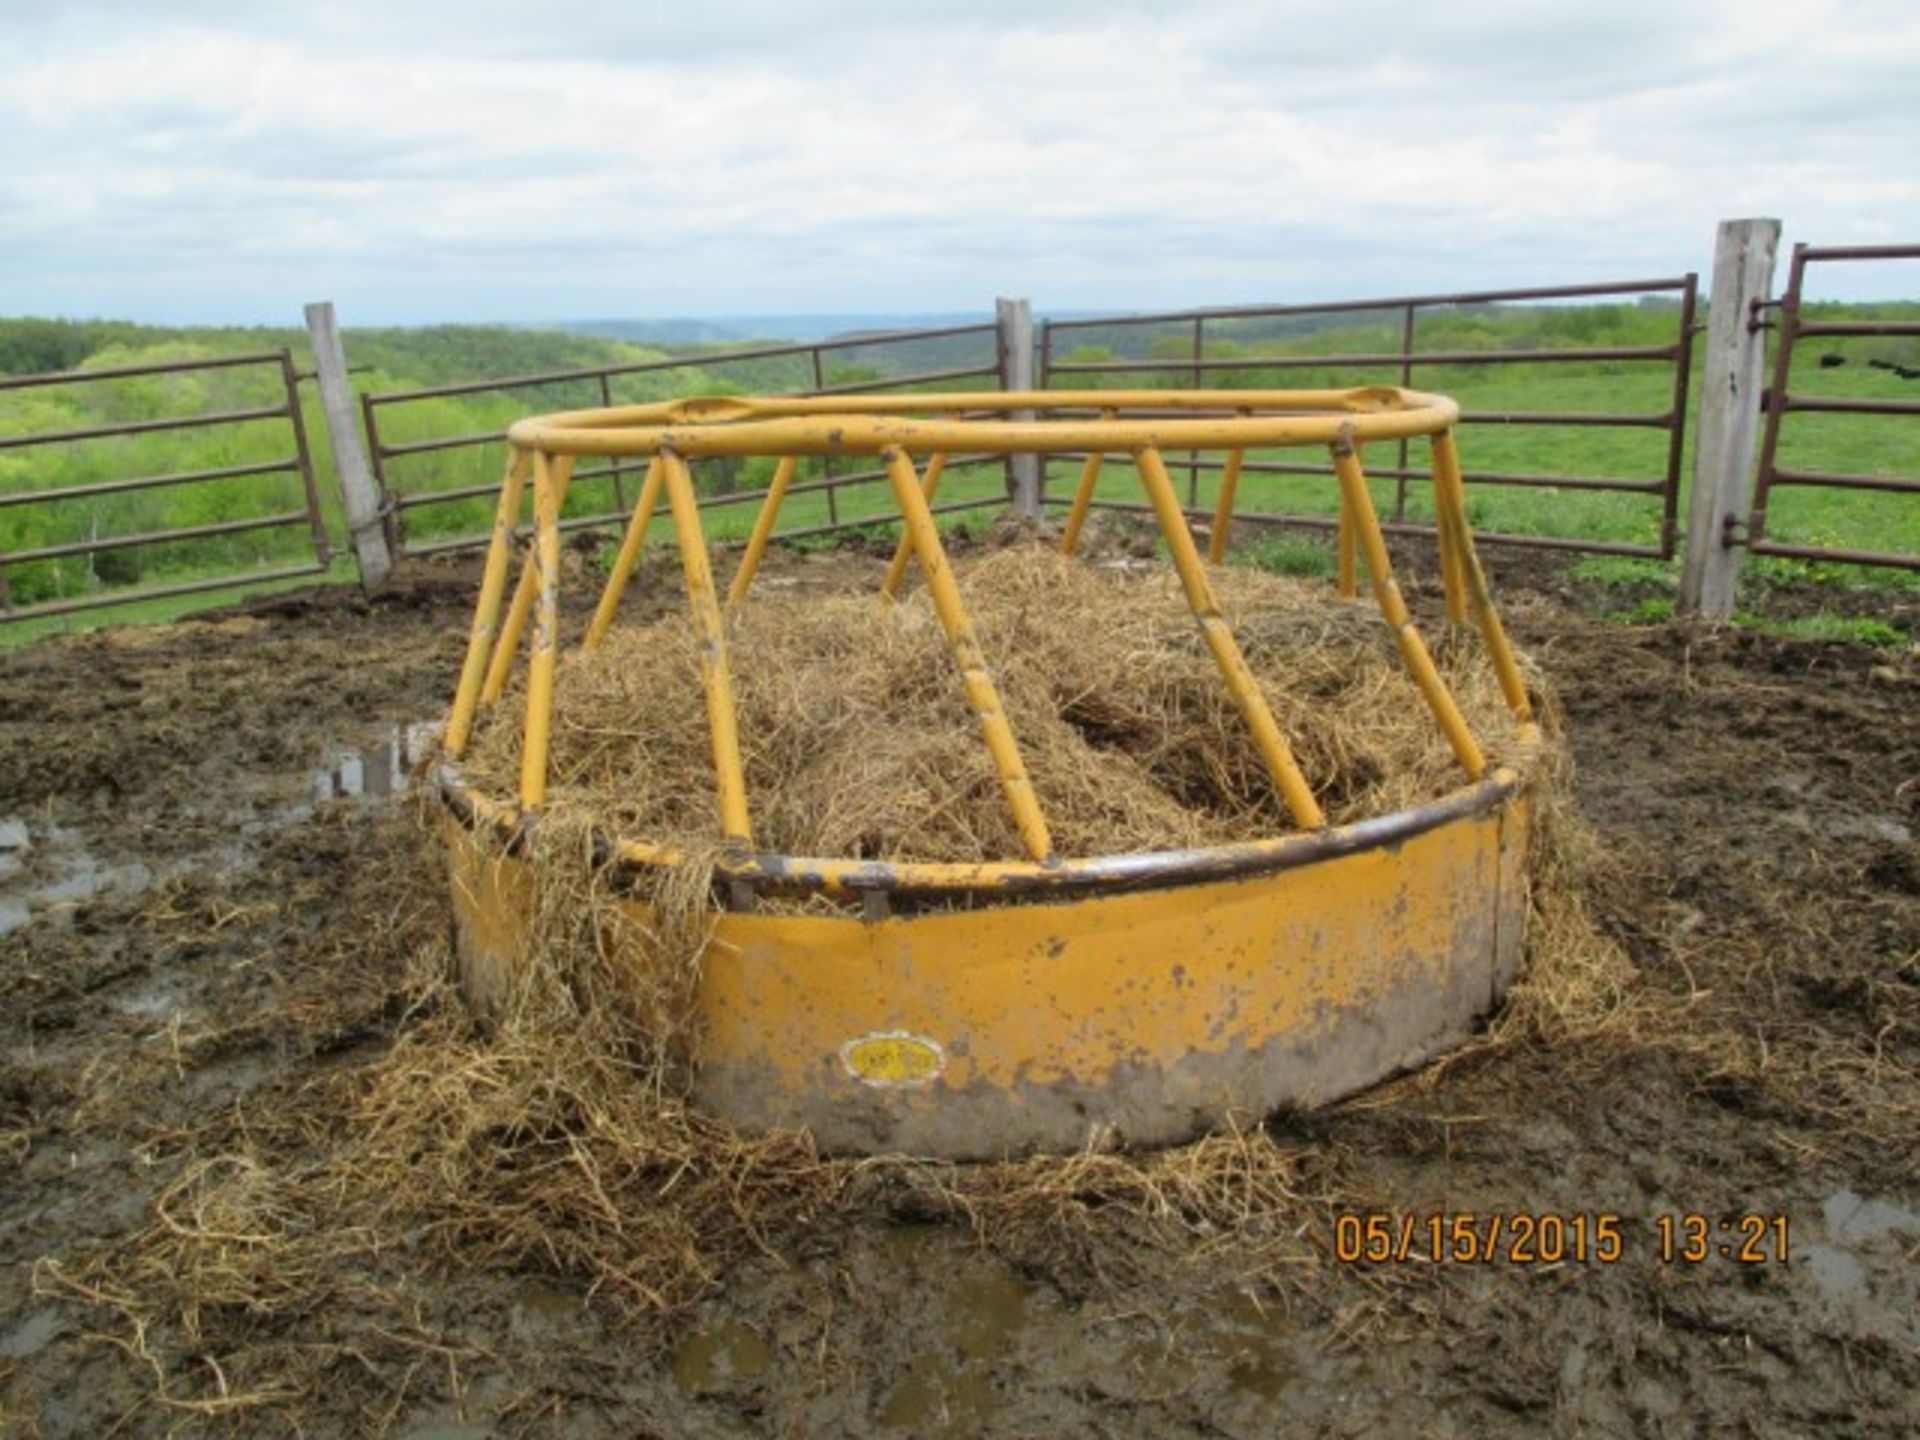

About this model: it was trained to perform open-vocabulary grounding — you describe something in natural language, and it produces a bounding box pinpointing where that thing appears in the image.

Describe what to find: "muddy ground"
[0,539,1915,1437]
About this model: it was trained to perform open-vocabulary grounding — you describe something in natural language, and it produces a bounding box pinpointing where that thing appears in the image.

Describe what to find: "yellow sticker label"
[841,1032,945,1088]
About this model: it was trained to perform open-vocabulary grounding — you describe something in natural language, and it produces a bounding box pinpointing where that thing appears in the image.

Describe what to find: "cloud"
[0,0,1915,321]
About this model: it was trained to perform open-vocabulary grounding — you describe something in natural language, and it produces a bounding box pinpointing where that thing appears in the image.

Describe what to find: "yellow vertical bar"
[727,455,799,609]
[661,450,754,847]
[444,446,528,758]
[1206,447,1245,563]
[482,454,577,704]
[1431,430,1532,721]
[518,450,564,809]
[1336,488,1358,597]
[583,455,666,648]
[883,447,1055,863]
[1432,470,1470,625]
[1133,445,1326,830]
[1330,433,1487,778]
[879,451,948,600]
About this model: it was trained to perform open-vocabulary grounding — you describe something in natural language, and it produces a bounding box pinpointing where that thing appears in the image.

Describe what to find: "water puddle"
[0,820,153,938]
[0,719,442,938]
[1797,1187,1920,1347]
[508,1279,600,1347]
[1821,1188,1920,1246]
[309,720,442,804]
[0,1307,63,1361]
[673,1321,773,1397]
[643,1223,1351,1434]
[111,974,191,1021]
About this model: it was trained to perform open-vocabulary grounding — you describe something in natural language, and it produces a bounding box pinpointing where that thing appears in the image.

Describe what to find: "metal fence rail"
[0,350,329,622]
[1038,276,1699,559]
[361,322,1012,556]
[1749,243,1920,571]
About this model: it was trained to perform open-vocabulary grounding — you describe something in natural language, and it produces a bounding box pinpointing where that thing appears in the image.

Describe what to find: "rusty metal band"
[435,757,1529,903]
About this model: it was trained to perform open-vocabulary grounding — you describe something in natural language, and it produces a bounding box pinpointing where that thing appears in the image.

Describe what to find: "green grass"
[1572,555,1676,588]
[1731,611,1909,647]
[1605,596,1676,625]
[1243,532,1337,579]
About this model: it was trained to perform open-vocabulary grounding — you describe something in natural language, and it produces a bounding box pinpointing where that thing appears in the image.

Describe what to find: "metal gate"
[359,323,1011,558]
[0,349,330,623]
[1749,243,1920,571]
[1038,276,1699,559]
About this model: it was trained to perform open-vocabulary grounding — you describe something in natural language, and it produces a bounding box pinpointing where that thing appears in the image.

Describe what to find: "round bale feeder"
[436,388,1542,1158]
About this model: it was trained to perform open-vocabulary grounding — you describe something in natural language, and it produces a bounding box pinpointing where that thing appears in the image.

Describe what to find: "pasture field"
[1,301,1916,649]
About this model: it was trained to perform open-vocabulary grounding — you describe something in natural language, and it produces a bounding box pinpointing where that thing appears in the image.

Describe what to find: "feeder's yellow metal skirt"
[444,782,1531,1158]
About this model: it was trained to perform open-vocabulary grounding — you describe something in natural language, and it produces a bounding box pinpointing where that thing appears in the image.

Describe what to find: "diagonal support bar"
[1133,445,1326,830]
[584,454,666,647]
[661,450,755,847]
[1329,432,1487,778]
[1336,487,1358,597]
[445,446,529,757]
[482,454,578,704]
[1059,450,1106,556]
[879,452,947,599]
[1430,430,1532,722]
[518,450,565,808]
[728,455,799,609]
[1205,447,1246,563]
[883,447,1055,864]
[1432,474,1470,625]
[1058,409,1118,556]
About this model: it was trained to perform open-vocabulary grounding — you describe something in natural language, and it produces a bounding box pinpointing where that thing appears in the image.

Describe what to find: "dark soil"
[1,543,1915,1438]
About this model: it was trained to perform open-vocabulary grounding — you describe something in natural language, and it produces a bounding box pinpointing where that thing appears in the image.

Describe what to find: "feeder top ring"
[505,385,1461,459]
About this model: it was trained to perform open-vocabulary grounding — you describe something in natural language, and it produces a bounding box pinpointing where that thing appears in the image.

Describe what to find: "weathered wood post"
[997,296,1041,517]
[302,301,393,591]
[1678,219,1781,620]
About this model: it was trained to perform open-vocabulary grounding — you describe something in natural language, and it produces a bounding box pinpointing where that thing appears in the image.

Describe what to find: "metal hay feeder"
[435,388,1541,1158]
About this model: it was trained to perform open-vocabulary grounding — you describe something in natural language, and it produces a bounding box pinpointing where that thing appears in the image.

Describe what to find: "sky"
[2,0,1916,324]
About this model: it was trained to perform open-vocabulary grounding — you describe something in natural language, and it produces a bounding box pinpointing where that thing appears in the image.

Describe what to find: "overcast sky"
[2,0,1915,324]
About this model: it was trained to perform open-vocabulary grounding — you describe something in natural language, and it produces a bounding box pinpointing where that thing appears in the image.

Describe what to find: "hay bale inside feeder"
[438,388,1544,1158]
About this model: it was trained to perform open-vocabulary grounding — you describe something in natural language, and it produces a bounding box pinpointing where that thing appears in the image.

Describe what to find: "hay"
[462,541,1531,865]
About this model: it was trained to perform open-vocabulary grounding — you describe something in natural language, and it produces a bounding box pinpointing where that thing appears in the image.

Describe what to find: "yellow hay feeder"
[436,388,1541,1158]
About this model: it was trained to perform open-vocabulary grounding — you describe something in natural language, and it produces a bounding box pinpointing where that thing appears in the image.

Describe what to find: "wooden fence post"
[997,296,1041,517]
[1678,218,1781,620]
[303,301,393,591]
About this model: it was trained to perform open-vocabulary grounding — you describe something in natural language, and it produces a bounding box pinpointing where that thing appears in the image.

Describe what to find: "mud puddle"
[0,719,439,939]
[657,1224,1376,1437]
[0,820,153,937]
[1796,1188,1920,1349]
[309,719,441,804]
